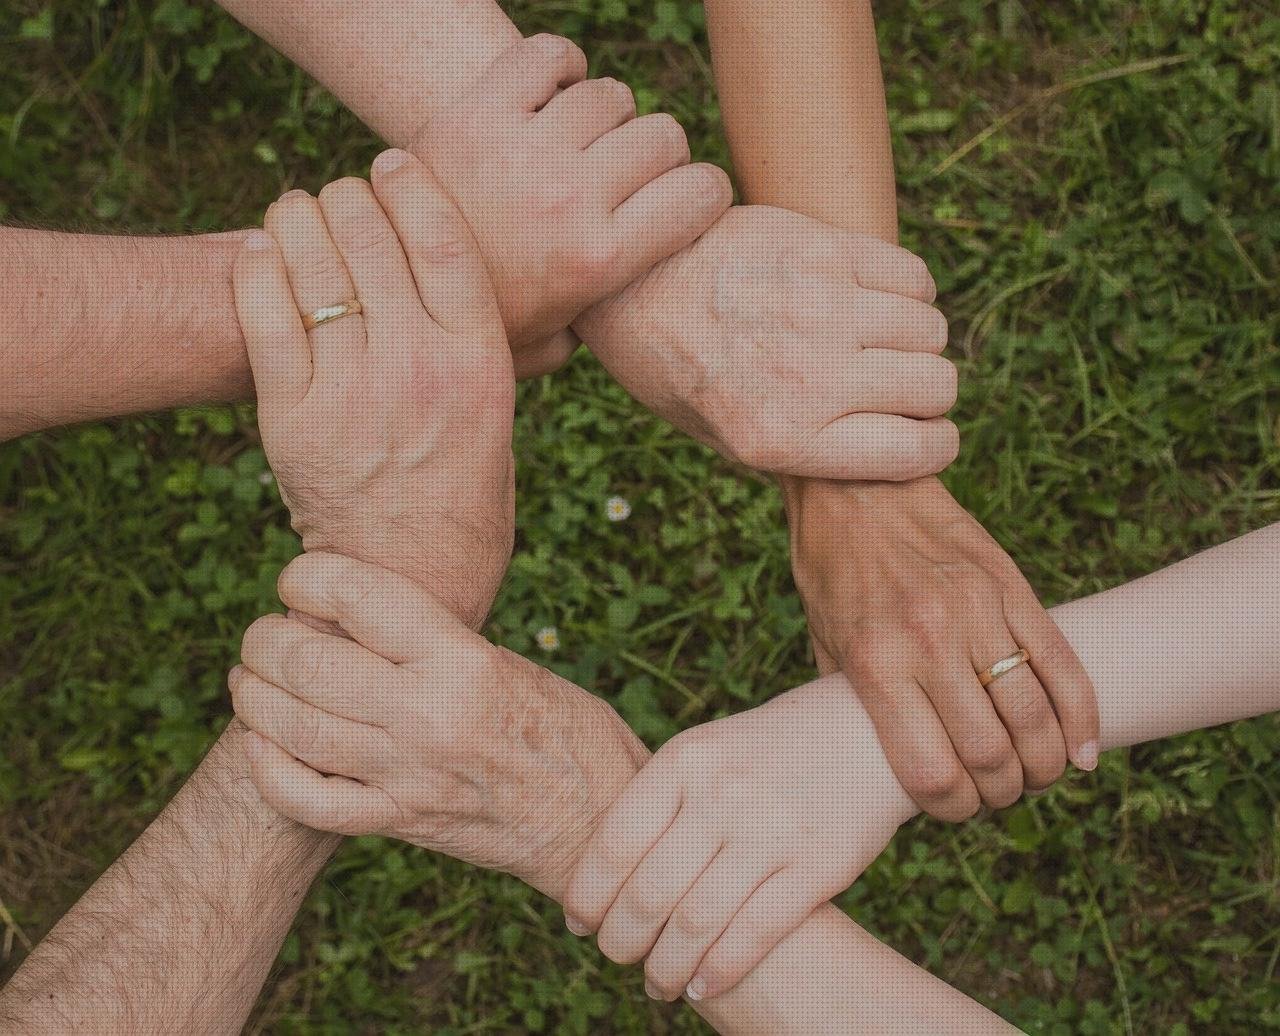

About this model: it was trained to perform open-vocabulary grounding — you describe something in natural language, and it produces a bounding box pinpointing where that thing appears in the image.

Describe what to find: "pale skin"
[236,533,1280,1018]
[5,1,958,481]
[2,161,1001,1035]
[702,0,1101,819]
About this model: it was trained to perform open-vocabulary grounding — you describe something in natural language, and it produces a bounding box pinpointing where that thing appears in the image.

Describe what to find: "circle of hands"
[229,35,1101,1006]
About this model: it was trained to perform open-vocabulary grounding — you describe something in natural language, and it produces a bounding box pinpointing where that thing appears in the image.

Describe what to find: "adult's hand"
[232,552,647,901]
[232,152,514,628]
[574,205,959,480]
[414,34,733,376]
[784,476,1100,820]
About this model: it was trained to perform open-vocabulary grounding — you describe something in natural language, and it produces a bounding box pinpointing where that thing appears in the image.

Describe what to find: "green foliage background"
[1,1,1278,1032]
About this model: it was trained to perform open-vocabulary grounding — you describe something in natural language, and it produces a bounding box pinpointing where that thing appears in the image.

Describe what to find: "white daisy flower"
[535,626,560,652]
[605,496,632,522]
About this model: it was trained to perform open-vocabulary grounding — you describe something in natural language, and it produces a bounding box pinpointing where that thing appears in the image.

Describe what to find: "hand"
[785,476,1100,820]
[574,205,960,479]
[562,677,916,1003]
[415,33,733,374]
[232,552,647,900]
[232,153,514,629]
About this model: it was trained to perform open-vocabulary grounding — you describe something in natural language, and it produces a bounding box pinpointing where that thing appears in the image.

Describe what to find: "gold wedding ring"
[302,299,363,331]
[977,648,1030,688]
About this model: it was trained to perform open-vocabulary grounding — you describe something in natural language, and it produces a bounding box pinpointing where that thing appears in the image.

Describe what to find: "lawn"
[1,1,1278,1032]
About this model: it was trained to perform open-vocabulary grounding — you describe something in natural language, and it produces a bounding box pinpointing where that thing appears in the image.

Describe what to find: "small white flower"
[535,626,560,652]
[258,471,275,486]
[605,496,632,522]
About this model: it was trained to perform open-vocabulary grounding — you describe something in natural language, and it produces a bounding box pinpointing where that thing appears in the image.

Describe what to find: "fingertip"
[371,147,412,179]
[1074,740,1100,772]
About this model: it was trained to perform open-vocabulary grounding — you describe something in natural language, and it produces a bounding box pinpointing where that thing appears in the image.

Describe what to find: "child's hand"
[233,153,514,628]
[231,552,646,899]
[562,679,918,1003]
[412,34,732,374]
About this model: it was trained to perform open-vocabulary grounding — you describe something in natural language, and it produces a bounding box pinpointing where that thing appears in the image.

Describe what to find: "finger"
[316,177,420,339]
[369,149,504,338]
[852,291,950,354]
[805,414,959,481]
[562,761,682,933]
[845,350,958,418]
[1004,593,1100,773]
[594,811,722,966]
[799,228,938,302]
[276,551,455,664]
[690,868,825,1002]
[263,190,364,375]
[603,163,733,286]
[239,613,403,723]
[584,113,690,206]
[229,666,386,778]
[483,34,588,113]
[233,233,311,411]
[245,731,397,836]
[534,76,638,149]
[973,631,1067,792]
[852,673,980,822]
[923,663,1023,809]
[642,848,775,1002]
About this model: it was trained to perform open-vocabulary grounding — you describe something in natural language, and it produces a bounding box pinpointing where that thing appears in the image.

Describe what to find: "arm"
[0,722,338,1034]
[702,0,1101,819]
[235,523,1280,1031]
[0,228,252,442]
[567,521,1280,1015]
[5,1,729,441]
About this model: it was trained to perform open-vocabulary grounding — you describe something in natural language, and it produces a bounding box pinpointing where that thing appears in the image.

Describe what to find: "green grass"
[2,1,1278,1032]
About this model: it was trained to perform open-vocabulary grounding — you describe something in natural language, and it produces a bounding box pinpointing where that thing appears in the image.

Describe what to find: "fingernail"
[279,188,310,201]
[373,148,410,175]
[685,976,706,1002]
[1075,741,1099,772]
[644,980,663,1001]
[245,231,274,252]
[564,915,590,936]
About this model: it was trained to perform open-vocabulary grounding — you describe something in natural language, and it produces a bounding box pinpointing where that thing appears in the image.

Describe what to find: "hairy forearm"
[0,228,252,440]
[216,0,520,146]
[0,722,338,1034]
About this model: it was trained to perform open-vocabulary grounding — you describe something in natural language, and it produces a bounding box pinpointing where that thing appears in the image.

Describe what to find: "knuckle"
[661,727,715,769]
[571,235,623,281]
[622,882,668,922]
[961,736,1014,774]
[902,597,949,638]
[671,903,715,940]
[284,636,328,689]
[911,761,968,803]
[652,112,689,155]
[1001,688,1056,735]
[937,358,959,409]
[908,254,937,301]
[925,306,950,351]
[597,76,636,115]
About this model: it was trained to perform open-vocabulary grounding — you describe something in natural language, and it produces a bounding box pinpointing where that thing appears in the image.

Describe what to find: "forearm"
[0,721,338,1033]
[704,0,896,239]
[0,228,252,440]
[215,0,520,146]
[699,523,1280,1031]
